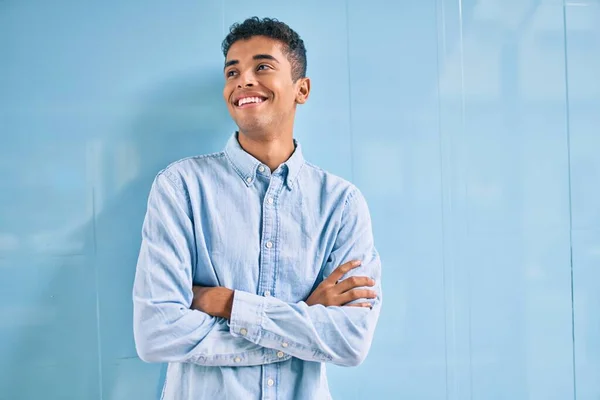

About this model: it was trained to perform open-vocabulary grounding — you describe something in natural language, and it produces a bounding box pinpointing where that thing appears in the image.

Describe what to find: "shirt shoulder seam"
[303,161,359,206]
[163,151,225,171]
[155,152,225,207]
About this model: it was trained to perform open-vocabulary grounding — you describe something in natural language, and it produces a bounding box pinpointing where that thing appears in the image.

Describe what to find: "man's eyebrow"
[253,54,279,63]
[224,54,280,70]
[224,59,238,70]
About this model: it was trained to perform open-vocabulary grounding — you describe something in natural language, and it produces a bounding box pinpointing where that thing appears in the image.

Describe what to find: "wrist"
[223,289,234,320]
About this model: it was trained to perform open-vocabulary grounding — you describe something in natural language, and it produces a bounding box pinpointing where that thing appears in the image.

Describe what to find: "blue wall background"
[1,1,599,399]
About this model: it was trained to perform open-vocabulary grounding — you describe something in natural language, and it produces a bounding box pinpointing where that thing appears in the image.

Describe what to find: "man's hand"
[305,260,377,308]
[191,260,375,316]
[191,286,234,319]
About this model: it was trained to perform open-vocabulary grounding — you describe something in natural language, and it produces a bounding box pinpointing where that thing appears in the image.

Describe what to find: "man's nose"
[238,71,256,88]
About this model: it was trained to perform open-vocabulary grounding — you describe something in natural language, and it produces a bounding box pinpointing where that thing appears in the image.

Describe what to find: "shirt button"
[265,241,273,249]
[234,357,241,363]
[282,342,288,348]
[240,328,247,336]
[246,177,252,183]
[267,378,274,387]
[267,197,274,204]
[277,351,285,358]
[258,165,265,172]
[264,290,271,297]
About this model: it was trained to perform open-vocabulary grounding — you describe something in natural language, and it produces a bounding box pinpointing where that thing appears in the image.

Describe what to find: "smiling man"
[133,17,382,400]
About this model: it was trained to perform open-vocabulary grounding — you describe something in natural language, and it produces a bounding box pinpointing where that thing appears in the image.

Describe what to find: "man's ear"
[295,77,311,104]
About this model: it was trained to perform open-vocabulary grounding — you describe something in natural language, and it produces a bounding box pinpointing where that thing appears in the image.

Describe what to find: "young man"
[133,17,382,400]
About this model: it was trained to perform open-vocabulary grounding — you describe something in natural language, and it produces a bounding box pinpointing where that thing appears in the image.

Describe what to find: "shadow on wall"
[95,67,234,399]
[2,67,233,400]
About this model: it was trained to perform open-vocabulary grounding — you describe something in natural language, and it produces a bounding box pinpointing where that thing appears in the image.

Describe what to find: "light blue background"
[1,1,598,399]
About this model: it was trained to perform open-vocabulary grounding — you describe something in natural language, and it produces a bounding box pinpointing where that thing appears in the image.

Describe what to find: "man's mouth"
[235,96,268,108]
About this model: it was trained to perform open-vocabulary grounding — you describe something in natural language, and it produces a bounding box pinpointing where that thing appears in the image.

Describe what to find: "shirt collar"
[224,132,305,190]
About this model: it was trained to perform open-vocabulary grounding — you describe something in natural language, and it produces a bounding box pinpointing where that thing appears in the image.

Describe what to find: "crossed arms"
[133,172,382,368]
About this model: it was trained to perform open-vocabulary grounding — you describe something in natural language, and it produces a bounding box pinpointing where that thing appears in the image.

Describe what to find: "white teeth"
[238,96,265,106]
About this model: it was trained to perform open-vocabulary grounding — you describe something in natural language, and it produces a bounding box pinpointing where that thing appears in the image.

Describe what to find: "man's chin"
[236,120,270,135]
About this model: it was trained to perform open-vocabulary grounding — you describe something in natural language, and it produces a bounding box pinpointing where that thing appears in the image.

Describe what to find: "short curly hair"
[221,17,307,82]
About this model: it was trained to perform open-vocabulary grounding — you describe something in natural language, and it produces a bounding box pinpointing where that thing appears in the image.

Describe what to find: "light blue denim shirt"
[133,132,382,400]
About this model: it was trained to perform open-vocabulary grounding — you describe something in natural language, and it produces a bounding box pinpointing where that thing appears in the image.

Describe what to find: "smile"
[235,96,267,108]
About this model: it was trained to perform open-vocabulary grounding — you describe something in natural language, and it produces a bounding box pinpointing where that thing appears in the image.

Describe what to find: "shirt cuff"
[229,289,265,344]
[189,346,290,366]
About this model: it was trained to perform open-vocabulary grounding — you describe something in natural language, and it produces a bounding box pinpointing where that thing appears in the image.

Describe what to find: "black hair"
[221,17,307,82]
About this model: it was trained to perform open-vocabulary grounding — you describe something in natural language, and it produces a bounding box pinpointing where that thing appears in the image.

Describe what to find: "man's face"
[223,35,309,137]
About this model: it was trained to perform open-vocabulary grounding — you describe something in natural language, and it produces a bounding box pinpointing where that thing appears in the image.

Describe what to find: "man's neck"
[237,130,295,172]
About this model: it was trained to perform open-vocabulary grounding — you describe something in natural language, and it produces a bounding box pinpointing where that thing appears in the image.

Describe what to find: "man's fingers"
[335,276,375,293]
[345,302,372,308]
[340,288,377,304]
[326,260,362,284]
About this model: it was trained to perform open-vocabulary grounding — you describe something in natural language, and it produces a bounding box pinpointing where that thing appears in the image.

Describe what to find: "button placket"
[257,174,283,399]
[257,173,283,300]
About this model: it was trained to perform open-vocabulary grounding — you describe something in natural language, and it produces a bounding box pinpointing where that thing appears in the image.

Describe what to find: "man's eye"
[257,64,270,71]
[227,70,237,77]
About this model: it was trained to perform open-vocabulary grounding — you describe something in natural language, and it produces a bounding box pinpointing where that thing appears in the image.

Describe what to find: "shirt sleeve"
[132,171,290,367]
[228,187,383,367]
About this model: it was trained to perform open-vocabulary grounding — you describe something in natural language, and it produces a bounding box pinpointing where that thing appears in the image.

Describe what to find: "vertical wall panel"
[0,2,101,398]
[456,1,574,399]
[437,0,471,397]
[348,1,447,398]
[89,2,231,399]
[567,1,600,399]
[87,2,230,399]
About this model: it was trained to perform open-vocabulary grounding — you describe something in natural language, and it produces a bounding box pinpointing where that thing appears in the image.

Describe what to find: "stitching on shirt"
[344,185,359,208]
[258,182,270,296]
[272,177,282,296]
[224,148,250,182]
[157,152,227,209]
[160,169,192,213]
[156,152,227,189]
[200,347,265,364]
[303,161,324,173]
[164,151,225,170]
[276,359,280,398]
[287,159,306,188]
[302,161,358,197]
[257,298,266,341]
[261,331,330,362]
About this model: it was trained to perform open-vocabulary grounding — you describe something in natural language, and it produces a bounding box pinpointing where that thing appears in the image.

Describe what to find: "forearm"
[228,287,381,367]
[133,296,291,366]
[188,284,380,367]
